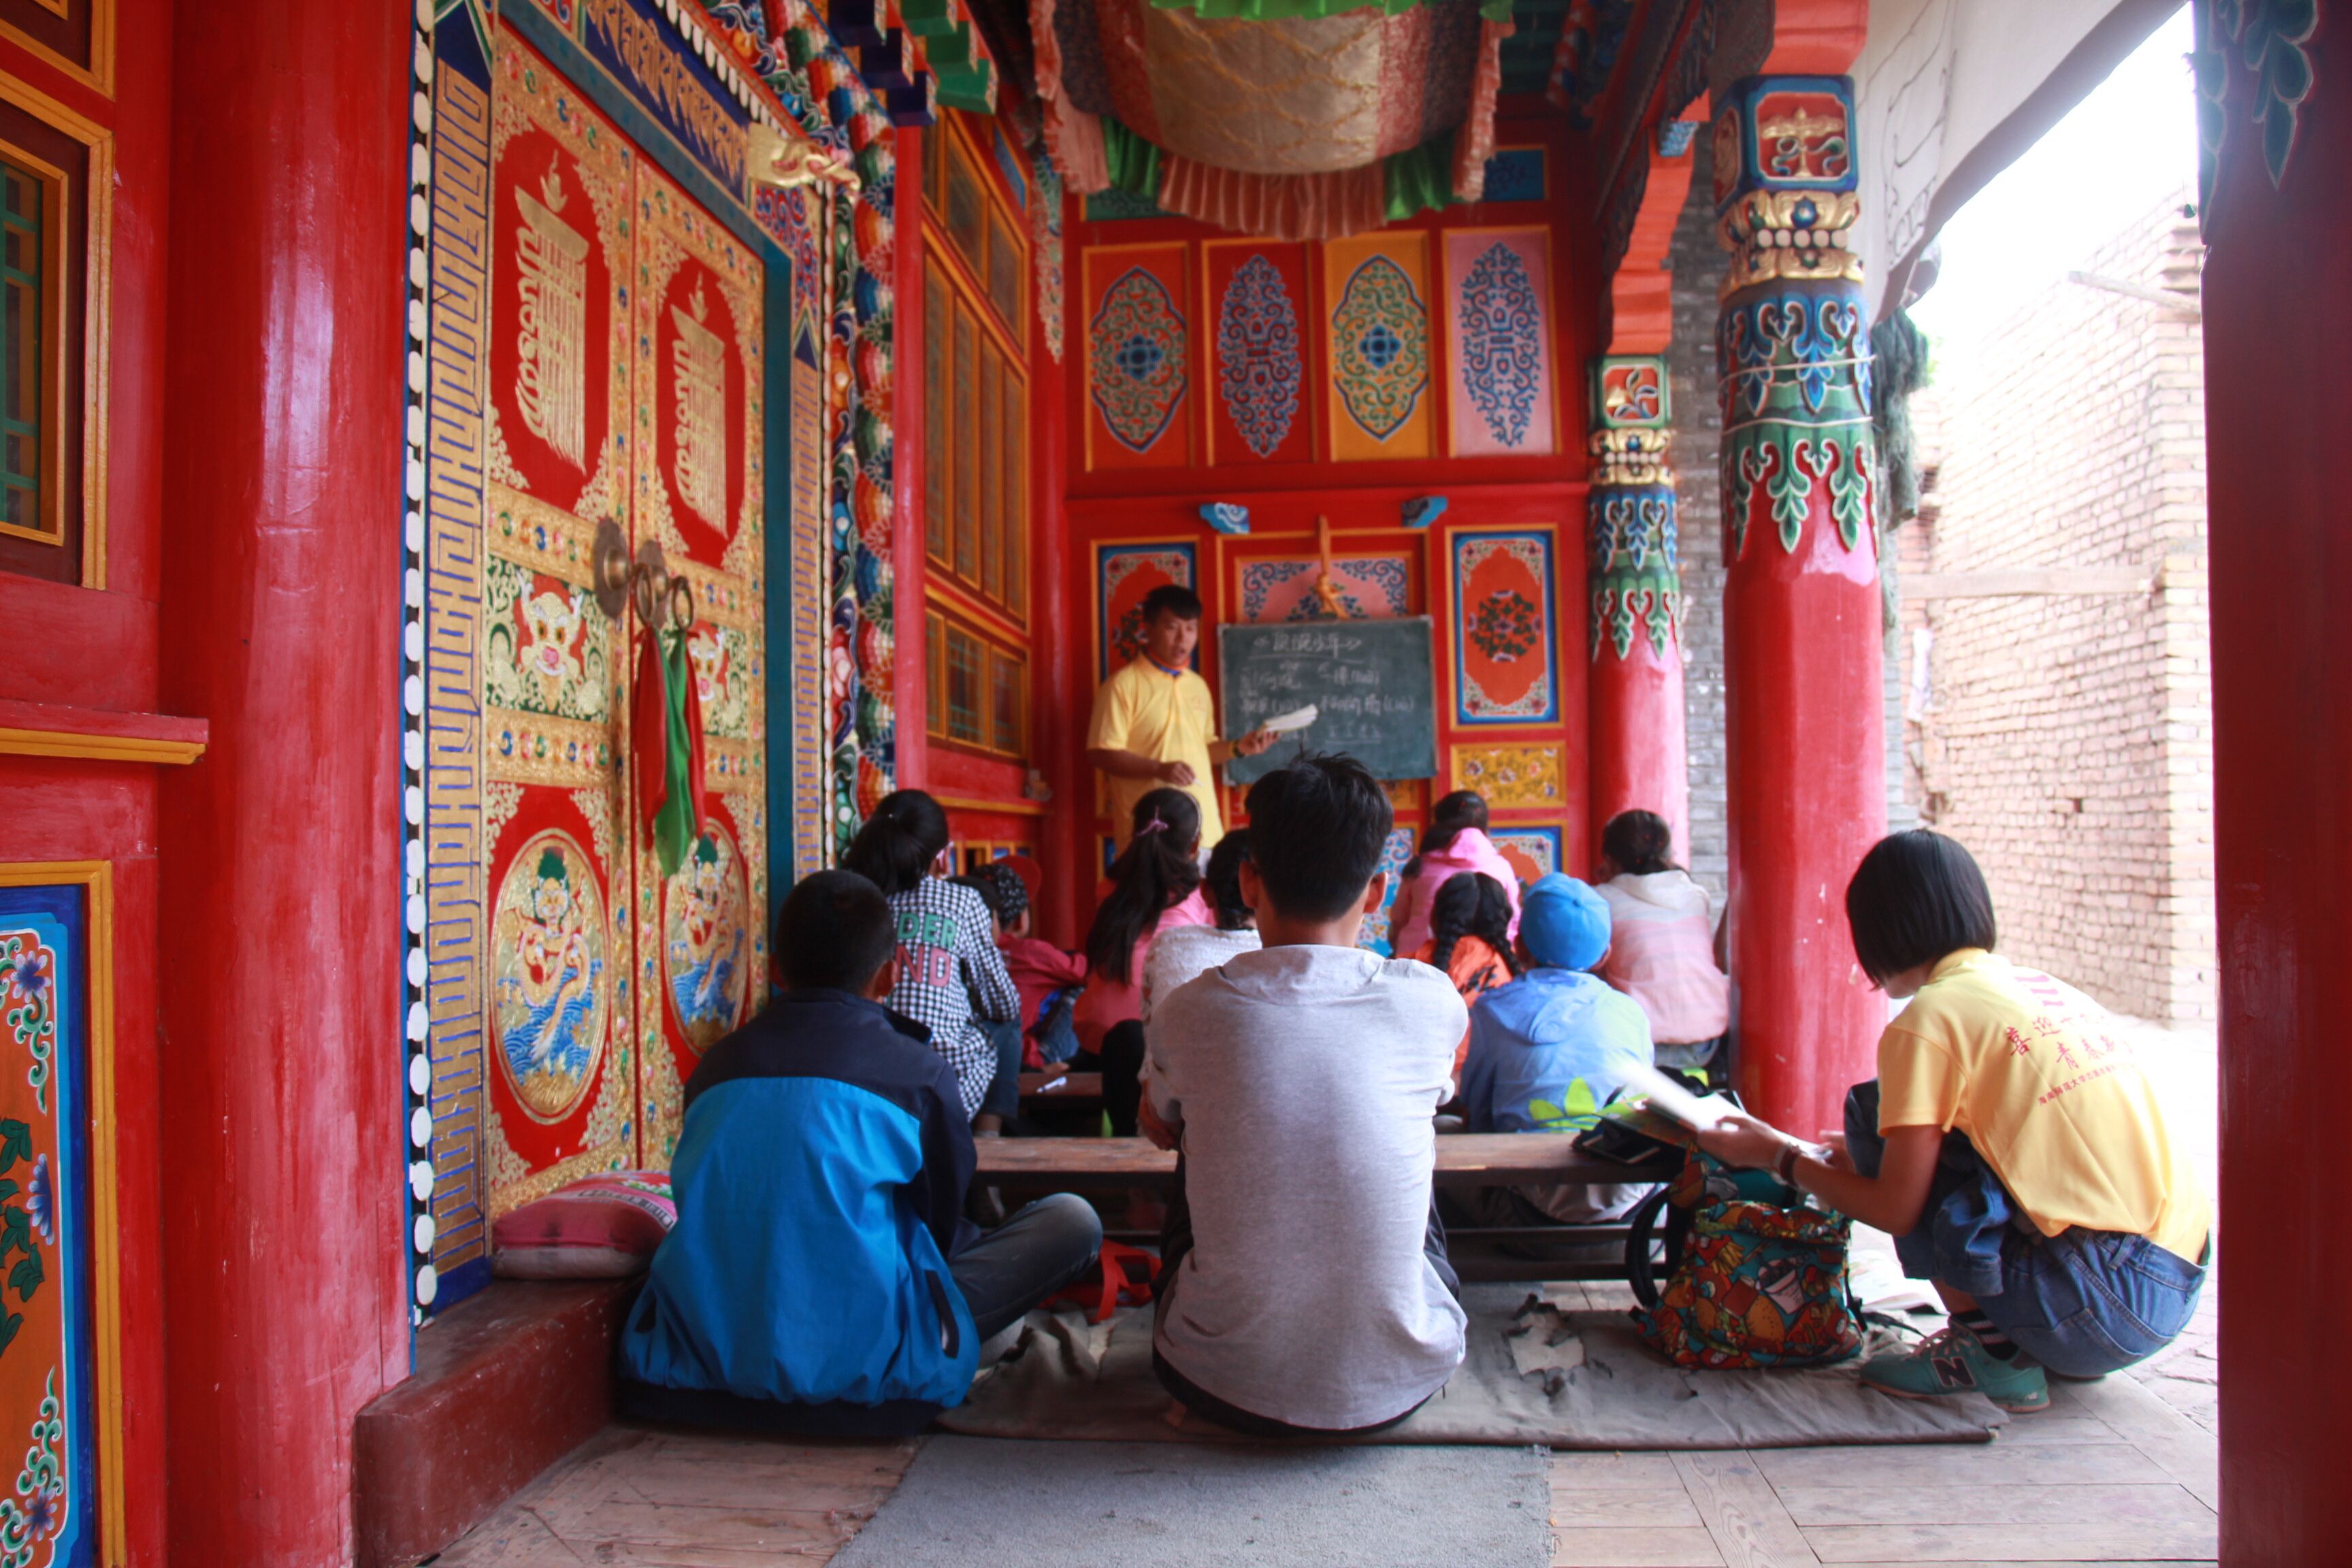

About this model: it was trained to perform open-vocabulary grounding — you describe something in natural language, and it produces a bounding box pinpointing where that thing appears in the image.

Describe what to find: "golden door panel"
[480,30,643,1211]
[630,157,766,1162]
[488,34,634,534]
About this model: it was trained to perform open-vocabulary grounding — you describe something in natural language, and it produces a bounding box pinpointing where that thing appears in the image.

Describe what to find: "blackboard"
[1218,617,1438,785]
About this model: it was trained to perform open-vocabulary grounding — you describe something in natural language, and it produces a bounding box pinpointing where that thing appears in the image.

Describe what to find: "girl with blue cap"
[1453,874,1659,1226]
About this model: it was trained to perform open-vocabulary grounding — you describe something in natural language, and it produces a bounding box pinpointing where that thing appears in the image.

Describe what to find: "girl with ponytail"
[1073,788,1213,1134]
[1411,870,1522,1083]
[841,789,1022,1127]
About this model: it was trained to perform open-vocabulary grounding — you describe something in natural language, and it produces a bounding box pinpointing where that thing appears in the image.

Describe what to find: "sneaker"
[1861,1322,2050,1413]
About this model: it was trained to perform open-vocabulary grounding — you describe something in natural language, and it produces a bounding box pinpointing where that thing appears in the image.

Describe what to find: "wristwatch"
[1774,1141,1802,1186]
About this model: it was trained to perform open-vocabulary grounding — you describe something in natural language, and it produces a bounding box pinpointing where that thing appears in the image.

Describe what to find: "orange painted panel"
[1323,231,1434,462]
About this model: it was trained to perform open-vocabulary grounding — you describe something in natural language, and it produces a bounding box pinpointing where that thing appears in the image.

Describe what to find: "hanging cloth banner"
[1853,0,2180,321]
[1035,0,1510,240]
[634,626,708,881]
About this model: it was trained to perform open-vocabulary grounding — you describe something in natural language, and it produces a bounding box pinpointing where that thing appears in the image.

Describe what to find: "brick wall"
[1668,142,1729,904]
[1894,194,2215,1020]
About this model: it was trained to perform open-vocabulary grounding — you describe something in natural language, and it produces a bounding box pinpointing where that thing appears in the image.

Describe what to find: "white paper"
[1258,704,1319,735]
[1616,1062,1741,1132]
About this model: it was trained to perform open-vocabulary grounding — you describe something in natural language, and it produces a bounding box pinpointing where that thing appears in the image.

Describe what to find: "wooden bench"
[1017,1071,1102,1103]
[975,1133,1671,1190]
[975,1135,1680,1282]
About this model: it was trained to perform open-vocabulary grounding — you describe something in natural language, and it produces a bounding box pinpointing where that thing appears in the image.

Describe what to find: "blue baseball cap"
[1519,874,1612,970]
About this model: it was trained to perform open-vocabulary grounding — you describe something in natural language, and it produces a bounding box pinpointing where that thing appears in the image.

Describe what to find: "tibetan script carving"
[513,157,589,470]
[670,282,728,532]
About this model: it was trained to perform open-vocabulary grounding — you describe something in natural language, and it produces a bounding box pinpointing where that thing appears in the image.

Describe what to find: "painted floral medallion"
[491,830,611,1122]
[1456,242,1544,448]
[662,823,752,1054]
[1330,255,1429,442]
[1215,255,1302,459]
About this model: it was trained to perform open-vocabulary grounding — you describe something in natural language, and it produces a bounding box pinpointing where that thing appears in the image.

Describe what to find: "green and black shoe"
[1861,1322,2050,1413]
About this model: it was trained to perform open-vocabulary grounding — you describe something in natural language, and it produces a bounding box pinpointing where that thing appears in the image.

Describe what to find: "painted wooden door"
[474,32,765,1221]
[626,157,766,1164]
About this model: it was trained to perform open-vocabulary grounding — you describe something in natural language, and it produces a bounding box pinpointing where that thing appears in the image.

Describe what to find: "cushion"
[492,1171,676,1280]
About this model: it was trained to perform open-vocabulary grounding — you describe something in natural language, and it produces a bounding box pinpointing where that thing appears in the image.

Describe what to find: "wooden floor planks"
[431,1347,2218,1568]
[1549,1396,2221,1568]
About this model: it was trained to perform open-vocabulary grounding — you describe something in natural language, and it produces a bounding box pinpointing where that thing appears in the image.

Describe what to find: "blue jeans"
[979,1017,1024,1120]
[1845,1080,2206,1377]
[950,1192,1104,1340]
[1033,987,1081,1065]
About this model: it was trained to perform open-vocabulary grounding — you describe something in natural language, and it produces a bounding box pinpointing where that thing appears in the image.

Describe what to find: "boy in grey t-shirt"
[1141,753,1469,1435]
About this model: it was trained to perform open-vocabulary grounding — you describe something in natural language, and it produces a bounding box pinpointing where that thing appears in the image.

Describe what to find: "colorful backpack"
[1626,1147,1864,1370]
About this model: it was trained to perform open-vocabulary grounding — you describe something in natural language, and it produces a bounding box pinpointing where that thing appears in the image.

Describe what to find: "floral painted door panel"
[0,885,96,1568]
[630,155,766,1167]
[471,29,766,1228]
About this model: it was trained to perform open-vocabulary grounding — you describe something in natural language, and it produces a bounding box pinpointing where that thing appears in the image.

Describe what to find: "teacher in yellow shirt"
[1086,585,1275,853]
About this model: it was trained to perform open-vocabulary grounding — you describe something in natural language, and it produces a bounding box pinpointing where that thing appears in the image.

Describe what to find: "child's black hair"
[1140,583,1204,623]
[1601,808,1677,876]
[953,862,1030,930]
[1201,832,1254,932]
[1244,751,1392,923]
[843,789,950,897]
[1844,828,1999,985]
[1085,789,1203,984]
[1430,871,1521,979]
[773,870,900,992]
[1403,789,1488,879]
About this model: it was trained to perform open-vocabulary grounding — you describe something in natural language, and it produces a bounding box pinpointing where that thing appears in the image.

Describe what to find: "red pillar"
[156,1,410,1561]
[1587,355,1690,862]
[1713,75,1884,1137]
[893,122,930,792]
[2198,10,2352,1559]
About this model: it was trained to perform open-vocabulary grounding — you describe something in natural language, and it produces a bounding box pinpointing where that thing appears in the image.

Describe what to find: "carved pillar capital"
[1587,353,1681,662]
[1712,75,1875,559]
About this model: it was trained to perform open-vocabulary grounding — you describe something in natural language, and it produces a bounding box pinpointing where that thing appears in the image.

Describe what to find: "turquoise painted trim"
[502,0,768,256]
[763,236,796,934]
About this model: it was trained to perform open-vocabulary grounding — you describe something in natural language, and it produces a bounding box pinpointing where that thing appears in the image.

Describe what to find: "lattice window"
[923,606,1027,761]
[0,157,45,540]
[945,623,984,746]
[920,108,1031,764]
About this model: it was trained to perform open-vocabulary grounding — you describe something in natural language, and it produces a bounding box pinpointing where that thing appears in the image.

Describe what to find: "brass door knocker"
[590,520,698,632]
[629,540,670,630]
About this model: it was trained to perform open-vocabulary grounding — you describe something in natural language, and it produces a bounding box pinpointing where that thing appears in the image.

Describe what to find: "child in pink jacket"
[1388,791,1523,958]
[1592,808,1730,1067]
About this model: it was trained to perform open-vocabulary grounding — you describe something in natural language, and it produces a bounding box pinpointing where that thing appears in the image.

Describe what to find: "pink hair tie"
[1137,817,1168,837]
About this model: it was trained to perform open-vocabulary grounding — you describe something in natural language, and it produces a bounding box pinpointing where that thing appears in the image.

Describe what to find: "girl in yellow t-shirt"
[1699,830,2209,1414]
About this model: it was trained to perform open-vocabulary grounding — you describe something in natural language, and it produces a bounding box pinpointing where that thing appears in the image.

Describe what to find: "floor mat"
[829,1436,1554,1568]
[938,1283,2006,1449]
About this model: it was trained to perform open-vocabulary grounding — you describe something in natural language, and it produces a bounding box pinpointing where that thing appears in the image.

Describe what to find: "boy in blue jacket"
[1456,873,1658,1225]
[617,869,1102,1435]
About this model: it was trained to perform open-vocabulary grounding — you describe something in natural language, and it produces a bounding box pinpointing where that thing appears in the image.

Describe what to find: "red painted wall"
[0,1,184,1557]
[2200,20,2351,1563]
[1049,112,1600,925]
[154,1,411,1562]
[894,122,932,795]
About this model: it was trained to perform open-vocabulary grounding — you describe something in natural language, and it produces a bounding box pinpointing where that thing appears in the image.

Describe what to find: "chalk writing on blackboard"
[1218,617,1439,785]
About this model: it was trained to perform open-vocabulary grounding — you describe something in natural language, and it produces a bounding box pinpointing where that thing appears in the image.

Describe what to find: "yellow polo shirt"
[1877,949,2209,1264]
[1088,656,1224,851]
